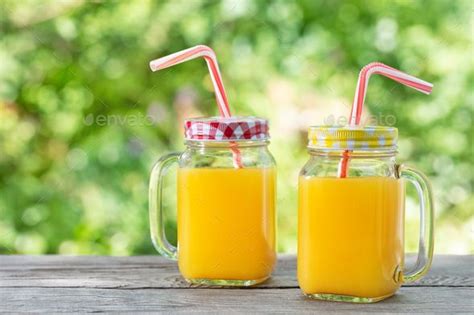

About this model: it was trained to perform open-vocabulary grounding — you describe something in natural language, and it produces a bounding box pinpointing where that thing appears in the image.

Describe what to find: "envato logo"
[83,113,156,126]
[323,113,397,126]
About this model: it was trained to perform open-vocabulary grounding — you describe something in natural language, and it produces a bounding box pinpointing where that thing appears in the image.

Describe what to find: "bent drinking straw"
[337,62,433,178]
[149,45,243,168]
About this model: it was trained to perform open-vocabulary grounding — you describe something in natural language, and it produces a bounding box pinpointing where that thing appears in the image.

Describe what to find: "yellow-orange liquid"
[177,167,276,282]
[298,176,404,299]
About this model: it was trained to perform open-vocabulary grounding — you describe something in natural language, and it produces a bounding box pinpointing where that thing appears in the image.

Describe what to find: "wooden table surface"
[0,255,473,313]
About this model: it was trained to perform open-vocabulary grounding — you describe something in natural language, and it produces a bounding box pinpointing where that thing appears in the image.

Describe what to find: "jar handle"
[396,164,435,283]
[148,152,180,260]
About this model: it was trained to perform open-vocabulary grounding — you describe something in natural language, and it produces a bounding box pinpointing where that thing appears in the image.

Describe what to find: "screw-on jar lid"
[184,116,269,141]
[308,125,398,151]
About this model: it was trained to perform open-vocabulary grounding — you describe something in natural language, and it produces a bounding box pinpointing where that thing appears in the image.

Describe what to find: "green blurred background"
[0,0,472,255]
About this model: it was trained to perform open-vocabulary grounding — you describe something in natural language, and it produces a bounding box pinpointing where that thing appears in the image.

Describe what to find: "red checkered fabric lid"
[184,116,269,141]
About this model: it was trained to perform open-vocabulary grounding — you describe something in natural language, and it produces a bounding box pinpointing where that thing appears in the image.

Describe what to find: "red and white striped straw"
[348,62,433,125]
[149,45,232,118]
[149,45,243,168]
[338,62,433,177]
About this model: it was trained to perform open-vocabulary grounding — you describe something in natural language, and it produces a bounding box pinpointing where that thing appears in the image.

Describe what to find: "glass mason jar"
[149,117,276,286]
[298,126,434,303]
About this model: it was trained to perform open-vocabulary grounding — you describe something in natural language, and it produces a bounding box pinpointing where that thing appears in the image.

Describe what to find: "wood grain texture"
[0,255,473,313]
[0,255,472,289]
[1,287,473,313]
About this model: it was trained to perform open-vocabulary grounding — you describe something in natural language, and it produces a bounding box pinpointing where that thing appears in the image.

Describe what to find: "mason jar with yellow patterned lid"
[298,125,434,303]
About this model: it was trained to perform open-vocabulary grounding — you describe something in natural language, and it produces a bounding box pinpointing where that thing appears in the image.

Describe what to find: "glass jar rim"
[307,147,397,158]
[185,139,270,148]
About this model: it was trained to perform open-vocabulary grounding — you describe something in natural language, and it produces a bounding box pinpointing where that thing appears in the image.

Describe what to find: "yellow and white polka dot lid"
[308,125,398,151]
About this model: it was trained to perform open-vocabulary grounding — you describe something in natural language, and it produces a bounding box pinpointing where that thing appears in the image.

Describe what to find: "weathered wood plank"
[0,255,472,288]
[0,287,472,313]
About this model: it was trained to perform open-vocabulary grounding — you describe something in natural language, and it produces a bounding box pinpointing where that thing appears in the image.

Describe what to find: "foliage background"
[0,0,472,255]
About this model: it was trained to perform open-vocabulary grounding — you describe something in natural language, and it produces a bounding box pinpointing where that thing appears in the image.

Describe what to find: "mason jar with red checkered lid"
[149,116,276,287]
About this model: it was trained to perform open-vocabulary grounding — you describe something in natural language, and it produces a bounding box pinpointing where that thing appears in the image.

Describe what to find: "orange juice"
[298,176,404,299]
[177,167,276,282]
